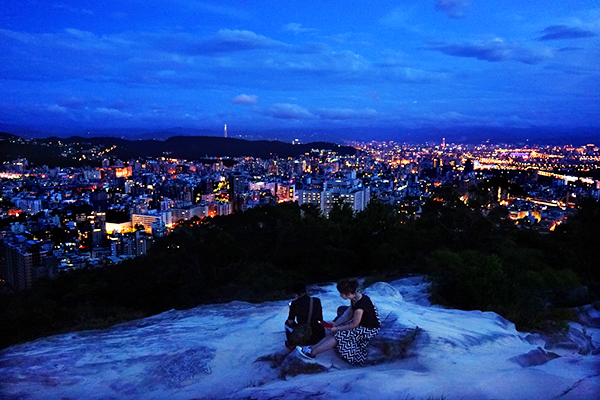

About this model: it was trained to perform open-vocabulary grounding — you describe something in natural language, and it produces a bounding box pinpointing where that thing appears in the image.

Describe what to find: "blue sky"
[1,1,599,139]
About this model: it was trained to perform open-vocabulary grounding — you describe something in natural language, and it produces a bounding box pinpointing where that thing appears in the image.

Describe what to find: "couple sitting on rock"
[284,279,381,366]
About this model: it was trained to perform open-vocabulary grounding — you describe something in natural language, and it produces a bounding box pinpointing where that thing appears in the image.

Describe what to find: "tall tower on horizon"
[224,124,227,138]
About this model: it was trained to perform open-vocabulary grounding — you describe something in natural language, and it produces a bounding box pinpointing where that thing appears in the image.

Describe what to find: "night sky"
[1,1,599,140]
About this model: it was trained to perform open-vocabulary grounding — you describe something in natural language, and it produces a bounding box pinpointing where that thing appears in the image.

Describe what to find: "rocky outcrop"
[509,347,560,367]
[513,303,600,367]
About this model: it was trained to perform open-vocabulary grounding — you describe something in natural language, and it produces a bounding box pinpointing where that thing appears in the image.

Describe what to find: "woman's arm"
[332,305,353,326]
[332,309,363,332]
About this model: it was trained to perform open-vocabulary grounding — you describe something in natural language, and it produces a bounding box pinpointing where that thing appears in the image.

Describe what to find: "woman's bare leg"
[309,335,337,357]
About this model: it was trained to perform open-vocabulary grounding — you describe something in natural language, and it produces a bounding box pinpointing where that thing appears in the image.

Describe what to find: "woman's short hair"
[336,278,359,295]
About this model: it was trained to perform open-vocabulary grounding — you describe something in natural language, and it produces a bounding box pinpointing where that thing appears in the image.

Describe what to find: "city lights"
[1,137,598,291]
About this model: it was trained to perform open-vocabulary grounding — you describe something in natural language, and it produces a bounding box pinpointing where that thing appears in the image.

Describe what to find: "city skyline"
[2,137,598,290]
[1,1,599,140]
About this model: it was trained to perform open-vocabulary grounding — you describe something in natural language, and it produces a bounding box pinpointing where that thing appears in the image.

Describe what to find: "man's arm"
[286,301,296,326]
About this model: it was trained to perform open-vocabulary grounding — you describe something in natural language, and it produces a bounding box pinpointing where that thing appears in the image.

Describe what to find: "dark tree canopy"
[1,197,598,349]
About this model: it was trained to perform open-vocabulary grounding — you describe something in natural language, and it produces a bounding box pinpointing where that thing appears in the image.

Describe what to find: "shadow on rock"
[366,313,421,365]
[277,348,330,379]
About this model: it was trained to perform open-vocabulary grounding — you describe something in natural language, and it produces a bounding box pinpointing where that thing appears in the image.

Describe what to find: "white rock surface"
[1,276,599,399]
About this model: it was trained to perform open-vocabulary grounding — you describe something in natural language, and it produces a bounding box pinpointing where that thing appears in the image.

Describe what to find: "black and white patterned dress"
[333,294,380,366]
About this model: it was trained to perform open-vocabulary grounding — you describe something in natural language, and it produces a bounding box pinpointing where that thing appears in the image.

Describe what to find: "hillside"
[2,199,600,351]
[0,133,356,167]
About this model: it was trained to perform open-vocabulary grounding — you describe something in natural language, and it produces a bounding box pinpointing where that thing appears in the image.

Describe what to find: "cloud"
[412,111,503,128]
[181,2,251,21]
[111,12,128,20]
[109,100,133,111]
[428,39,554,64]
[378,66,448,83]
[232,94,258,105]
[57,97,87,109]
[282,23,318,34]
[366,91,380,102]
[283,49,370,76]
[0,28,30,43]
[0,27,370,89]
[52,4,94,15]
[95,107,132,118]
[64,28,92,38]
[264,103,314,120]
[537,25,597,41]
[315,108,378,120]
[149,29,290,57]
[47,104,69,115]
[435,0,470,19]
[190,29,287,54]
[150,104,167,113]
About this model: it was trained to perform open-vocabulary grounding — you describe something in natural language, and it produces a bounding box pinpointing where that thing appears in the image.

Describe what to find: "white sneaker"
[296,346,313,360]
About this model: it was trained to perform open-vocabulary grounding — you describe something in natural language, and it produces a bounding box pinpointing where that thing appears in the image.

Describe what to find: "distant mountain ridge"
[0,132,356,166]
[65,135,356,159]
[2,122,598,145]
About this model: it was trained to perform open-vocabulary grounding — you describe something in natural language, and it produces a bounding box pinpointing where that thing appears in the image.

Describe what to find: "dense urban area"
[1,134,599,294]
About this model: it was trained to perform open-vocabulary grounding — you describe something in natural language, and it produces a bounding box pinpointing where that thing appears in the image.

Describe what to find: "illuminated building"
[298,179,371,217]
[276,183,295,201]
[2,237,54,291]
[171,203,209,222]
[15,198,42,215]
[115,166,132,178]
[110,230,151,257]
[297,188,321,207]
[132,210,172,233]
[229,174,248,212]
[151,219,167,238]
[106,221,133,234]
[83,168,101,180]
[213,201,232,216]
[320,186,370,216]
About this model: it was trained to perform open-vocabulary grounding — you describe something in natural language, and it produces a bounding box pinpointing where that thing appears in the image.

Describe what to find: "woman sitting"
[298,278,380,366]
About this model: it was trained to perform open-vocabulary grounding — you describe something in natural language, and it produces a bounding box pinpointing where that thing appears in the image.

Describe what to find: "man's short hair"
[292,282,307,295]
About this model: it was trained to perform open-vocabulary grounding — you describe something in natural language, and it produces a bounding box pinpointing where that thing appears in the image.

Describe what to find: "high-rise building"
[132,210,172,233]
[110,231,152,257]
[2,237,54,291]
[213,201,232,216]
[298,182,370,217]
[90,190,108,211]
[276,183,295,201]
[297,188,322,206]
[224,124,228,138]
[320,186,370,216]
[16,198,42,215]
[170,203,209,222]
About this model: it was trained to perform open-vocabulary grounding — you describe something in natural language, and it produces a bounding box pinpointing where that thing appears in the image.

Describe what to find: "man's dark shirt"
[287,294,325,344]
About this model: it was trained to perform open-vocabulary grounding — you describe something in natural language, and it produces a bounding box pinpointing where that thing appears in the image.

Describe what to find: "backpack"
[288,297,313,346]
